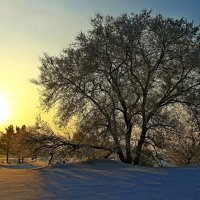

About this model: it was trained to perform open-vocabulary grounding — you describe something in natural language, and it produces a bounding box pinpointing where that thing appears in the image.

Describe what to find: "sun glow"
[0,94,11,124]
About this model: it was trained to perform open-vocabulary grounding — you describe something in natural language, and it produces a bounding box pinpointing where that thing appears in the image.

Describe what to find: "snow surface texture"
[0,159,200,200]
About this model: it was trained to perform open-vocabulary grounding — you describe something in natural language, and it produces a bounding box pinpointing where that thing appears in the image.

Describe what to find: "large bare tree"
[34,11,200,164]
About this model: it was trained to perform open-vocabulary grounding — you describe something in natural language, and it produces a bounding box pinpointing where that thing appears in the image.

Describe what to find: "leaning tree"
[34,10,200,164]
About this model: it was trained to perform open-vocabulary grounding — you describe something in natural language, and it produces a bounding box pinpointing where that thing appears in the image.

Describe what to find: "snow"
[0,168,44,200]
[0,159,200,199]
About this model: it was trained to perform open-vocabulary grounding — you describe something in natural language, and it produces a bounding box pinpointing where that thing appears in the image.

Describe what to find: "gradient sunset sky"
[0,0,200,130]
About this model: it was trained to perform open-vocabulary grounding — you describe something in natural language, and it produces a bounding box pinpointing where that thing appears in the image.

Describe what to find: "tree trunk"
[48,154,54,165]
[18,156,21,164]
[134,126,147,165]
[125,124,133,164]
[6,149,9,163]
[117,149,127,163]
[126,142,132,164]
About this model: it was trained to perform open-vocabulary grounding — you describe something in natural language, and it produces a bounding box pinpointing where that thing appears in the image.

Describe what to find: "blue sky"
[0,0,199,128]
[33,0,200,23]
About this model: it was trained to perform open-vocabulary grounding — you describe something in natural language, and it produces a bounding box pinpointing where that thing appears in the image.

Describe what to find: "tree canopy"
[34,10,200,165]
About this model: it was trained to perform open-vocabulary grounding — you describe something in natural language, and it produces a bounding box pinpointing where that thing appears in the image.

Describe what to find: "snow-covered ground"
[0,159,200,200]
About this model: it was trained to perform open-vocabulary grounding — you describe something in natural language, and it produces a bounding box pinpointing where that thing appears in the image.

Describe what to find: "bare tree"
[33,11,200,164]
[27,118,116,164]
[164,109,200,165]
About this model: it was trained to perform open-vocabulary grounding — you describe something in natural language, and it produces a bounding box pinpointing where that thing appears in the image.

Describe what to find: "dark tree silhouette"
[33,11,200,164]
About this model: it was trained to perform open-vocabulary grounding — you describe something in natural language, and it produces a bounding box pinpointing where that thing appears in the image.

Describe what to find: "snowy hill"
[41,160,200,200]
[0,160,200,199]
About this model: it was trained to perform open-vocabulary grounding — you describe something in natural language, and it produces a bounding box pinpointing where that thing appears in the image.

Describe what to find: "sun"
[0,94,11,124]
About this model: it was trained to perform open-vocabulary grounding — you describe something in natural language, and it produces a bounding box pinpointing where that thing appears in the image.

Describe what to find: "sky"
[0,0,200,131]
